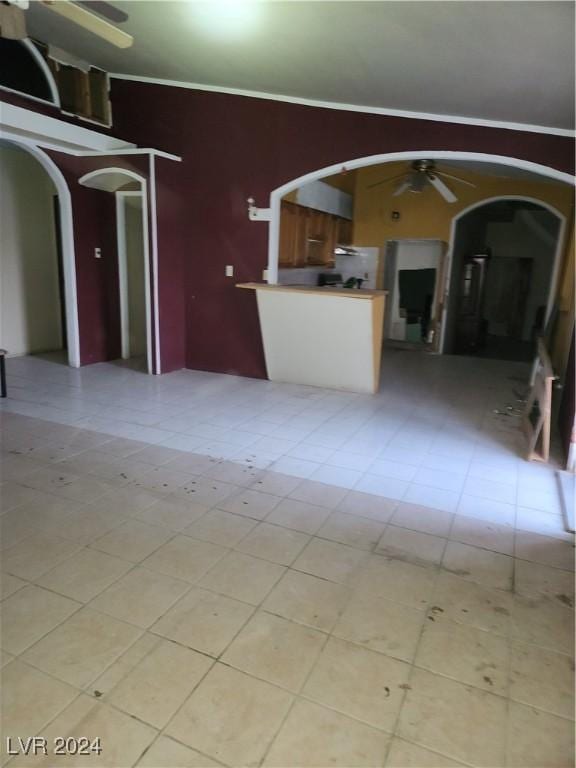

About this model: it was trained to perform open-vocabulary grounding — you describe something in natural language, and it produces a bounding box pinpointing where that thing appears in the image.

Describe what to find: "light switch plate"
[225,265,234,277]
[262,269,269,281]
[94,248,102,259]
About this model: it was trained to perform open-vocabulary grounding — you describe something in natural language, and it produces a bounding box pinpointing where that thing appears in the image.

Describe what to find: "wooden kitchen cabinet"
[279,201,306,267]
[279,201,342,268]
[337,217,353,245]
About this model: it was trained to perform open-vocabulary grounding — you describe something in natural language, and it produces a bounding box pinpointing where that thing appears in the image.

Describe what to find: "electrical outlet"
[225,265,234,277]
[94,248,102,259]
[262,269,269,281]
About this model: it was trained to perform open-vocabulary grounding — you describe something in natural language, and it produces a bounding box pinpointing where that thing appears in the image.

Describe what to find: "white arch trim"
[266,150,575,284]
[79,167,158,375]
[439,195,567,353]
[21,39,61,107]
[1,137,80,367]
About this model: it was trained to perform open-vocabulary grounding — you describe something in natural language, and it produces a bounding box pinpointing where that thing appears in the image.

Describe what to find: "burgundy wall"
[109,80,575,379]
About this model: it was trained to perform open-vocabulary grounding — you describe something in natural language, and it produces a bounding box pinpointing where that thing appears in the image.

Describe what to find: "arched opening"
[0,38,60,106]
[443,197,565,361]
[267,151,573,363]
[0,138,79,367]
[79,168,154,374]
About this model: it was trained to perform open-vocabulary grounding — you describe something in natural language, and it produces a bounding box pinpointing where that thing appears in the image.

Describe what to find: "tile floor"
[1,352,574,767]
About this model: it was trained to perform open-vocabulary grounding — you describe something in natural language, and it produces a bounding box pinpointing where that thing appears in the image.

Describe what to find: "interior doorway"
[383,239,446,350]
[116,191,148,369]
[443,199,563,361]
[0,142,67,362]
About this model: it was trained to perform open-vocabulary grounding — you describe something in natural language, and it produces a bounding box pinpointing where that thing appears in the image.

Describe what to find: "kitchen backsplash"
[278,247,380,288]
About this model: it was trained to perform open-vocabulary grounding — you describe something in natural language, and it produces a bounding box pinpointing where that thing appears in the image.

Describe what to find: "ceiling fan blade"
[367,172,408,190]
[40,1,133,48]
[427,173,457,203]
[393,179,412,197]
[436,170,476,187]
[77,1,128,23]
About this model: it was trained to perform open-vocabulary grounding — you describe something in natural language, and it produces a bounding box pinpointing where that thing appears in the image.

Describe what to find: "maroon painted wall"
[109,80,575,379]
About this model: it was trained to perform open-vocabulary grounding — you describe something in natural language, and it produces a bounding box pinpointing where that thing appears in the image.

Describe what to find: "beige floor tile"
[510,640,575,719]
[2,533,81,580]
[198,551,285,605]
[136,736,222,767]
[183,508,256,547]
[415,617,510,694]
[89,634,159,696]
[0,572,27,600]
[0,482,47,512]
[1,503,76,545]
[507,701,575,767]
[90,520,173,562]
[350,556,436,610]
[109,639,213,727]
[250,471,302,497]
[396,667,507,767]
[165,663,292,766]
[203,460,262,487]
[1,585,80,654]
[36,549,132,603]
[514,530,575,571]
[514,559,575,605]
[333,592,425,663]
[0,649,13,668]
[262,570,350,631]
[376,527,446,568]
[317,511,386,550]
[292,538,368,584]
[151,587,253,655]
[89,567,190,628]
[265,699,390,767]
[221,611,325,692]
[235,522,310,565]
[303,636,410,731]
[337,490,397,523]
[11,694,157,767]
[265,498,331,534]
[384,738,466,767]
[449,514,514,556]
[389,503,453,538]
[511,595,574,654]
[1,660,77,763]
[142,535,227,583]
[289,479,348,508]
[431,571,512,636]
[133,497,208,531]
[218,488,281,520]
[22,607,142,687]
[92,486,162,516]
[442,541,513,591]
[48,506,127,546]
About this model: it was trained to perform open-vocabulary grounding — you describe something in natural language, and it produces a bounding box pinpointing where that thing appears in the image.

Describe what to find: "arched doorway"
[442,197,565,360]
[0,138,80,367]
[78,168,154,374]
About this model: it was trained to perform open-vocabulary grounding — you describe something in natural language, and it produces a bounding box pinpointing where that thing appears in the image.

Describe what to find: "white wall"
[0,145,62,356]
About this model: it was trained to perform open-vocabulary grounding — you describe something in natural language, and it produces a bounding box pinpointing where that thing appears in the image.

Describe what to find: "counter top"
[237,283,388,299]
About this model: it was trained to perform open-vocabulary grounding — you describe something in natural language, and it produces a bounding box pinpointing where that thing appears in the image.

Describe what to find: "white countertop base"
[254,288,385,394]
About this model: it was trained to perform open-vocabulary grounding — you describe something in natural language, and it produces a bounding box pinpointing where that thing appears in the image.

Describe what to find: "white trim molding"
[0,138,81,367]
[0,101,134,152]
[110,73,576,139]
[266,150,575,285]
[22,38,61,107]
[148,154,161,375]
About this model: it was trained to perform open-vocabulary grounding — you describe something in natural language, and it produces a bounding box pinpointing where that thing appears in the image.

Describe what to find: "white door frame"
[115,191,151,369]
[79,168,155,374]
[0,138,81,367]
[439,195,566,353]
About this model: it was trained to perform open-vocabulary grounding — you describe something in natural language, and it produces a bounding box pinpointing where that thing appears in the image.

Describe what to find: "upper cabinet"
[279,201,353,268]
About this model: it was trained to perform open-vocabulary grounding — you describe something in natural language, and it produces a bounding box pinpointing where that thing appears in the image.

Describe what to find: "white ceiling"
[26,1,575,130]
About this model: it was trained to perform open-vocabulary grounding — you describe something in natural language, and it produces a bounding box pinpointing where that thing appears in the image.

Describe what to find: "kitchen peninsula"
[237,283,387,394]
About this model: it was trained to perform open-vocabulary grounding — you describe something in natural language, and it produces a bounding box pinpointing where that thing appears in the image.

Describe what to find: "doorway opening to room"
[0,141,72,365]
[79,168,153,374]
[443,199,563,362]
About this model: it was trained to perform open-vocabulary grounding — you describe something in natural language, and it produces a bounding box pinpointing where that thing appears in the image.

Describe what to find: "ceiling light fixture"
[190,0,261,39]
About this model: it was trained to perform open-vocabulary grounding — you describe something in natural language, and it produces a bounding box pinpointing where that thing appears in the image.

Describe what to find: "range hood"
[334,246,359,256]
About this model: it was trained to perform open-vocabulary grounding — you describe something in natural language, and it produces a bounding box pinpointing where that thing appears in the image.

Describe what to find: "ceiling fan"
[4,0,133,48]
[368,159,475,203]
